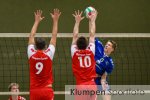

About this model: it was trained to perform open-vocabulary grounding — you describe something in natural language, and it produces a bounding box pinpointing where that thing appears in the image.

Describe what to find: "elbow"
[89,34,95,39]
[52,33,57,38]
[29,34,35,37]
[90,33,95,37]
[73,33,78,38]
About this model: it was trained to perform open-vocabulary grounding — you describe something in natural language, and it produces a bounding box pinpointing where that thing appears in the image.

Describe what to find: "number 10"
[78,56,91,68]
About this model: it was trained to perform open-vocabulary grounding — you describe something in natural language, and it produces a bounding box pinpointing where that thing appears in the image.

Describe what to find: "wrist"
[34,21,40,25]
[90,21,95,24]
[53,19,58,22]
[101,81,106,85]
[101,79,106,82]
[53,20,58,24]
[75,21,80,24]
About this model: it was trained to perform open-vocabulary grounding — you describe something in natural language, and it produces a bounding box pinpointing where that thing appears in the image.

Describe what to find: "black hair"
[77,36,88,50]
[35,37,46,50]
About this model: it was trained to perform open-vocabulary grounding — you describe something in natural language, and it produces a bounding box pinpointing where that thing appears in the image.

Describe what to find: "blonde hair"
[8,83,19,91]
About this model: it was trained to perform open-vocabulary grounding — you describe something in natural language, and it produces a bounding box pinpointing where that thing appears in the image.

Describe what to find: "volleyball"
[84,6,95,18]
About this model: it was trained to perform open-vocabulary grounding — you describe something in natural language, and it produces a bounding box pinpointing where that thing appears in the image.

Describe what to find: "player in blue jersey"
[95,38,117,100]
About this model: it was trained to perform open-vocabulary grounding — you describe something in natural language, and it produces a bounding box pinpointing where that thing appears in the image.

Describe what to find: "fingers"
[50,8,61,20]
[80,11,83,16]
[35,10,43,15]
[75,11,77,16]
[41,16,45,20]
[72,14,76,17]
[53,8,61,15]
[54,9,58,13]
[34,12,36,16]
[78,10,80,15]
[50,13,53,16]
[81,17,85,20]
[73,10,83,16]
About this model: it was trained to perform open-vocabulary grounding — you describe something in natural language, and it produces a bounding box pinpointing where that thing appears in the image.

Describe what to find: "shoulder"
[95,38,104,48]
[71,44,78,57]
[19,96,26,100]
[71,44,78,50]
[45,44,55,53]
[48,44,55,50]
[27,44,36,57]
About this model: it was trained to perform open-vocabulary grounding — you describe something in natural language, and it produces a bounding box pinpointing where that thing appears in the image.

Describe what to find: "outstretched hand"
[88,10,98,22]
[34,10,45,23]
[72,10,84,23]
[50,9,61,21]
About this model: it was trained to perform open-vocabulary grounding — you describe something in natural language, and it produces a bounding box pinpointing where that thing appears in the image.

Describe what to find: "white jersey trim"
[71,43,95,57]
[27,44,55,60]
[27,44,36,59]
[88,43,95,55]
[71,45,77,57]
[44,44,55,60]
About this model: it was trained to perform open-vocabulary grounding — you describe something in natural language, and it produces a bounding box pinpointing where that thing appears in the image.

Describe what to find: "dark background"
[0,0,150,33]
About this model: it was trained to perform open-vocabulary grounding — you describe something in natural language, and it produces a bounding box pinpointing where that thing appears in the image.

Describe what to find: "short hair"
[8,83,19,91]
[77,36,88,50]
[108,40,117,51]
[35,37,46,50]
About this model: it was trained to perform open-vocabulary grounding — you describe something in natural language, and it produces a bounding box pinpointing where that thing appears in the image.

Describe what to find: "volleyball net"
[0,33,150,99]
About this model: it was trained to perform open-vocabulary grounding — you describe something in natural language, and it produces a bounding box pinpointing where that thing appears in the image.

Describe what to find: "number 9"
[35,62,43,74]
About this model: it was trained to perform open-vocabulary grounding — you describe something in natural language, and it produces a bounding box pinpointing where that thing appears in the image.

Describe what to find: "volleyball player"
[71,9,98,100]
[8,83,26,100]
[27,9,61,100]
[95,38,117,100]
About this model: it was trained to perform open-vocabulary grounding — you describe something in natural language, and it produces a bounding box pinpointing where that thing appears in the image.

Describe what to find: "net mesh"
[0,33,150,99]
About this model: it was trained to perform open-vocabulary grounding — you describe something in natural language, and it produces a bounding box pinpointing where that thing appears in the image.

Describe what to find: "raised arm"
[50,9,61,47]
[72,10,84,45]
[88,10,98,43]
[28,10,44,45]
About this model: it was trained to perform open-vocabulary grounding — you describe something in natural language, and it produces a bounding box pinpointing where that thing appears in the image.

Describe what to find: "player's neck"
[11,95,18,100]
[104,52,110,56]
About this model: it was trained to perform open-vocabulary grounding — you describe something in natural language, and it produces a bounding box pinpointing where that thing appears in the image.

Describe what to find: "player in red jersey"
[8,83,26,100]
[27,9,61,100]
[71,9,98,100]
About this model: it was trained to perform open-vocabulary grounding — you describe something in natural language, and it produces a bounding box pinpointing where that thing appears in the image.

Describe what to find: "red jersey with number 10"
[71,43,96,85]
[27,44,55,89]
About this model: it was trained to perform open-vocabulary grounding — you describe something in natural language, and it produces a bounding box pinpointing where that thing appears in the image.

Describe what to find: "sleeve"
[27,44,36,59]
[71,45,77,57]
[105,58,114,74]
[45,44,55,60]
[88,43,95,55]
[95,38,104,60]
[22,97,26,100]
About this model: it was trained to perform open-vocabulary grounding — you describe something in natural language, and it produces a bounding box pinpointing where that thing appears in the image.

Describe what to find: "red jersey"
[27,44,55,89]
[71,43,96,85]
[9,96,25,100]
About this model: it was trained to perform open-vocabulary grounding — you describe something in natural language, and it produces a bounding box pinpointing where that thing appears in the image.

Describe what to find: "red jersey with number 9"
[27,44,55,89]
[71,43,96,85]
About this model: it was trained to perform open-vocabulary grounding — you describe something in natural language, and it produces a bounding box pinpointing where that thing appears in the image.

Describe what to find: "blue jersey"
[95,38,114,85]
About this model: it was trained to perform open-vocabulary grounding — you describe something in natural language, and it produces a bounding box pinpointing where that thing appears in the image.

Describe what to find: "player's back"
[71,43,96,85]
[28,45,55,89]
